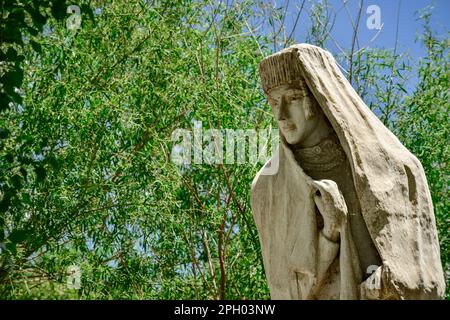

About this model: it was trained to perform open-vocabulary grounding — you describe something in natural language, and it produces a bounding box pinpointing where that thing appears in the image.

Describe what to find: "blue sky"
[278,0,449,59]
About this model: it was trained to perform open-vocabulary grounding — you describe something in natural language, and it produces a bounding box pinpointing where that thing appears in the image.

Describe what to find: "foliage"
[0,0,70,109]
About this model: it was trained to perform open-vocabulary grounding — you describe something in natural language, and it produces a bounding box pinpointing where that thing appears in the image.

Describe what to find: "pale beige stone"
[251,44,445,300]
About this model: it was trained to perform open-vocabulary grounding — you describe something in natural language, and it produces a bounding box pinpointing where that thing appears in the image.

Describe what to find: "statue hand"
[311,179,348,242]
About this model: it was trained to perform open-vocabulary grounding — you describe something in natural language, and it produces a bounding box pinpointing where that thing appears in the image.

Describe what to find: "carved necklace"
[290,134,347,173]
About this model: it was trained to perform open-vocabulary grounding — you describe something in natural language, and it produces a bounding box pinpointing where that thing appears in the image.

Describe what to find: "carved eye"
[287,94,304,103]
[315,189,321,197]
[269,98,279,107]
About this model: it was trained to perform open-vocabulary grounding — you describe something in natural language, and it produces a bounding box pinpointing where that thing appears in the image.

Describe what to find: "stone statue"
[250,44,445,299]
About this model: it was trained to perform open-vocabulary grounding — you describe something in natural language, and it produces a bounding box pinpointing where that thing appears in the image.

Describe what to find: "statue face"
[267,83,321,145]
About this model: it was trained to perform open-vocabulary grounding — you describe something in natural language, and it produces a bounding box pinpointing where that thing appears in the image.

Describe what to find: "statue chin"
[281,128,304,145]
[284,134,302,145]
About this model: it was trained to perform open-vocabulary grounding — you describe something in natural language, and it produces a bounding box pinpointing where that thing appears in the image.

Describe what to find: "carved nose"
[277,96,287,120]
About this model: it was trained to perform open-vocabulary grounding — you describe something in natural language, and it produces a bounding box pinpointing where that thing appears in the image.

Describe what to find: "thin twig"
[285,0,306,46]
[348,0,364,84]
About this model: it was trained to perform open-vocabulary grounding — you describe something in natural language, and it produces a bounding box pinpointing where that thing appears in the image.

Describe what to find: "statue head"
[259,48,331,147]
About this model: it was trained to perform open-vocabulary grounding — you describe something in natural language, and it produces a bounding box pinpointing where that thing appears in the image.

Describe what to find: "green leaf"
[8,229,29,244]
[9,7,25,24]
[30,40,42,53]
[5,153,14,163]
[3,23,23,44]
[11,174,22,189]
[16,55,25,63]
[35,165,46,182]
[0,93,11,111]
[28,8,47,31]
[5,242,17,255]
[2,69,23,90]
[20,167,28,180]
[397,83,408,94]
[47,156,60,170]
[9,91,23,104]
[22,193,31,204]
[6,47,18,61]
[0,128,10,139]
[51,0,67,20]
[81,4,95,23]
[27,25,39,37]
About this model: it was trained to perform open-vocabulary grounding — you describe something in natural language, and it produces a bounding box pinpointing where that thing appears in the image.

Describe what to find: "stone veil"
[250,44,445,299]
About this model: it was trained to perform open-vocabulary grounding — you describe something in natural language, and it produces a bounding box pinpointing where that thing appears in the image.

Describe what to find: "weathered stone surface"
[251,44,445,300]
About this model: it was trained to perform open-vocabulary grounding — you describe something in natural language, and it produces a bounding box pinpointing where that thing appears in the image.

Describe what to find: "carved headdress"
[251,44,445,299]
[259,48,308,93]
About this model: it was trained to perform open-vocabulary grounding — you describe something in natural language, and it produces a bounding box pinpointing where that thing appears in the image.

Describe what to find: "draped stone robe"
[252,135,365,299]
[251,44,445,300]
